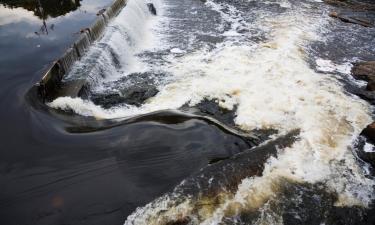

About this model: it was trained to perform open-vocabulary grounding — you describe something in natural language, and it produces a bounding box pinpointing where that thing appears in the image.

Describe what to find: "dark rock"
[166,217,190,225]
[147,3,157,15]
[87,71,163,108]
[358,122,375,167]
[349,88,375,105]
[96,8,106,16]
[358,147,375,168]
[326,205,375,225]
[208,156,231,165]
[366,81,375,91]
[350,61,375,97]
[178,130,299,197]
[91,85,158,109]
[329,11,373,27]
[121,85,158,105]
[239,182,375,225]
[361,122,375,144]
[180,99,238,128]
[352,61,375,81]
[280,184,335,225]
[129,131,298,224]
[180,99,278,142]
[324,0,375,11]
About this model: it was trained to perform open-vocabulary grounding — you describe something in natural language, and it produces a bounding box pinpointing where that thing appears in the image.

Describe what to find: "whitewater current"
[48,0,375,224]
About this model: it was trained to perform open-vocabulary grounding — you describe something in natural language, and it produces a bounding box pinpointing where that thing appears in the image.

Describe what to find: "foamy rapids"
[48,0,375,224]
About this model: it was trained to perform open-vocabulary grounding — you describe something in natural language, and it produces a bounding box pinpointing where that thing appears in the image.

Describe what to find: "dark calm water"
[1,0,375,225]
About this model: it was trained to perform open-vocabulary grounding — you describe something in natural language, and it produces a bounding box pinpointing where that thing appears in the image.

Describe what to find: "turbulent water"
[47,0,375,224]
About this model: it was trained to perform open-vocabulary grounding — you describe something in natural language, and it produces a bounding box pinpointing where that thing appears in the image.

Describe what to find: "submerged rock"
[361,122,375,142]
[125,130,300,225]
[87,72,161,109]
[329,11,373,27]
[181,99,238,127]
[180,99,278,143]
[352,61,375,81]
[96,8,106,16]
[326,0,375,27]
[326,205,375,225]
[165,218,190,225]
[234,181,375,225]
[147,3,157,15]
[126,129,375,225]
[91,85,158,108]
[260,182,375,225]
[181,99,278,142]
[349,88,375,105]
[349,61,375,103]
[324,0,375,11]
[356,122,375,168]
[179,130,300,195]
[366,82,375,91]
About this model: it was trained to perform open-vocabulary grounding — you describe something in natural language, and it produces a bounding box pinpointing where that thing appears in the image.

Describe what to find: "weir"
[36,0,128,102]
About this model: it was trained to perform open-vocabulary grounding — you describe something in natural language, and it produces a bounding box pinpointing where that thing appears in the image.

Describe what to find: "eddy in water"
[45,0,375,224]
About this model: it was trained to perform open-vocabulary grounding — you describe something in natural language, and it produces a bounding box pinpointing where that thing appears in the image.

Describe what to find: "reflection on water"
[0,0,81,19]
[0,0,82,36]
[0,1,116,224]
[0,0,112,78]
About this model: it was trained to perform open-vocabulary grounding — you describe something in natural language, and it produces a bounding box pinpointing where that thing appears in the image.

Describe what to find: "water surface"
[1,0,375,225]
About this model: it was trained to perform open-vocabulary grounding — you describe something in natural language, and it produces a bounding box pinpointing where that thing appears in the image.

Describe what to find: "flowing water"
[2,0,375,224]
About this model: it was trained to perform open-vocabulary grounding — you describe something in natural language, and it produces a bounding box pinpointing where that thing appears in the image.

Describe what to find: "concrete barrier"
[58,47,79,74]
[74,30,91,58]
[89,16,106,42]
[102,13,110,24]
[38,63,64,101]
[110,0,126,18]
[37,0,128,102]
[103,7,115,20]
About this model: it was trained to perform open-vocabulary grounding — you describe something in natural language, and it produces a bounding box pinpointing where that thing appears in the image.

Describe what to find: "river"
[1,0,375,225]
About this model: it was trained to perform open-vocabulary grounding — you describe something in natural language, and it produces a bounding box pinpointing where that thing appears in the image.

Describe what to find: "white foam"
[170,48,185,54]
[63,0,167,87]
[315,58,352,74]
[364,142,375,153]
[247,0,292,8]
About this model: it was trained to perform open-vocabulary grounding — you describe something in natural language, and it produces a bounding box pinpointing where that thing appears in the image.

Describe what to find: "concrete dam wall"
[37,0,128,102]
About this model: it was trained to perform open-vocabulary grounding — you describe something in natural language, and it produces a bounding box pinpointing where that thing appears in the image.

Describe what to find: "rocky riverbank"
[323,0,375,177]
[352,61,375,170]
